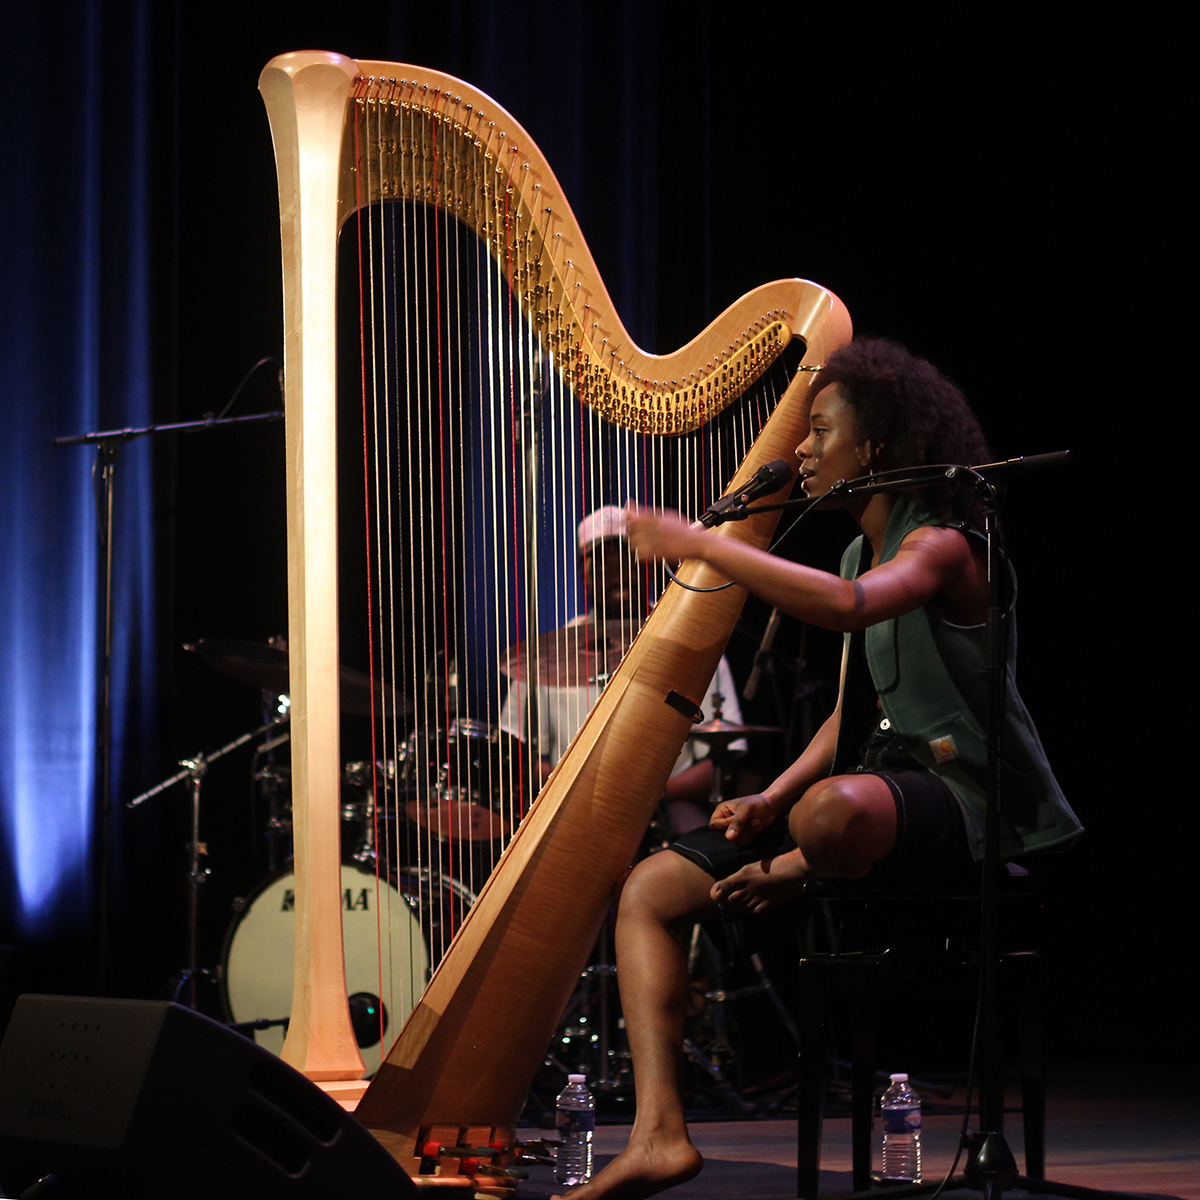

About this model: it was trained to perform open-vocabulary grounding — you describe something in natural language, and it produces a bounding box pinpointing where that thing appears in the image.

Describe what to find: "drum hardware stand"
[346,789,379,870]
[681,1039,756,1116]
[683,920,754,1115]
[593,911,617,1091]
[682,920,804,1117]
[342,757,399,870]
[701,693,739,808]
[251,689,293,874]
[544,909,632,1099]
[127,712,289,1008]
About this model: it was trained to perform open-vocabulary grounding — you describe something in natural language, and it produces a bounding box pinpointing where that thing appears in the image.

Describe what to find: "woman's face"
[795,383,873,498]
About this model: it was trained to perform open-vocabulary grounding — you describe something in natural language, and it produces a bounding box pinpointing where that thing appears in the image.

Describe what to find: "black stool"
[794,871,1045,1198]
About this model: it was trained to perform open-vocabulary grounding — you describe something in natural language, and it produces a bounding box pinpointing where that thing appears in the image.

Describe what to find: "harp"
[258,49,850,1181]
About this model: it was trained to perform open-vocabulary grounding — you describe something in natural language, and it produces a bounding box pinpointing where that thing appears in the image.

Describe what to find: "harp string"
[355,104,386,1051]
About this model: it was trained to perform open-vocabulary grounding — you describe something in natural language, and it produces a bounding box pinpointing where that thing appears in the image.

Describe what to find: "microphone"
[967,450,1071,478]
[698,459,794,527]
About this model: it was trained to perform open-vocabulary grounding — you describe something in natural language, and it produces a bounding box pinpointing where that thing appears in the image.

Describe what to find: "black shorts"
[670,767,976,887]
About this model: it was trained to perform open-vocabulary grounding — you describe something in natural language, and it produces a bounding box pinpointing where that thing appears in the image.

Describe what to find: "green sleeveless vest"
[837,494,1082,860]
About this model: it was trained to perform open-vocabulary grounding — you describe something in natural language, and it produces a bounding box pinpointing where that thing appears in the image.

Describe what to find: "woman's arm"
[625,506,977,632]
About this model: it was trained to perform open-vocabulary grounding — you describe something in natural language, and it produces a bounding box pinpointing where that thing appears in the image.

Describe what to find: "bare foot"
[710,848,809,914]
[550,1133,703,1199]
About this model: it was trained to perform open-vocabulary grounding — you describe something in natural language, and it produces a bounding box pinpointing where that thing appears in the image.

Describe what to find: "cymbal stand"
[251,693,293,874]
[682,922,803,1116]
[127,714,288,1007]
[546,908,631,1097]
[701,693,738,807]
[683,923,750,1114]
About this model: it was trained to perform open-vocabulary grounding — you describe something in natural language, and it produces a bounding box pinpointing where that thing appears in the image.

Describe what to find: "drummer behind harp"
[499,506,746,836]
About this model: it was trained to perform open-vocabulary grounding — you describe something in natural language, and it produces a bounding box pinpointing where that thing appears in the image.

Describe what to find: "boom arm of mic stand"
[721,451,1072,522]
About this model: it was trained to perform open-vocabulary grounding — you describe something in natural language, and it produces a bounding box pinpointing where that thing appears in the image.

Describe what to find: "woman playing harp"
[559,338,1082,1200]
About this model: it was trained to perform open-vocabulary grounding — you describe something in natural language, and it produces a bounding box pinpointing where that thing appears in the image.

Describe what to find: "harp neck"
[265,50,820,435]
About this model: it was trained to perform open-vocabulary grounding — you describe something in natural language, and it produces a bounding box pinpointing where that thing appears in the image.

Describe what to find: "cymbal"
[499,620,637,687]
[185,638,411,717]
[689,719,782,746]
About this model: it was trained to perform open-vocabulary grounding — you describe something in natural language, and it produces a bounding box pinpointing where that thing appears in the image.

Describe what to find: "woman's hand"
[624,505,705,564]
[709,793,781,845]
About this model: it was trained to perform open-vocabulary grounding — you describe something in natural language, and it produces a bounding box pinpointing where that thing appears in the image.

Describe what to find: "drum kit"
[130,622,795,1110]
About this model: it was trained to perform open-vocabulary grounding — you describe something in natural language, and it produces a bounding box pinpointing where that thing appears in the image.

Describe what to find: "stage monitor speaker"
[0,994,419,1199]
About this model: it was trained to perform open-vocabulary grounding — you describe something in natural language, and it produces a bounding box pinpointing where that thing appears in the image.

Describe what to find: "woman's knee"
[618,850,718,926]
[789,776,897,876]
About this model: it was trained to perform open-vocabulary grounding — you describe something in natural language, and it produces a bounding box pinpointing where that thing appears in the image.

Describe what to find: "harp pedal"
[411,1127,521,1195]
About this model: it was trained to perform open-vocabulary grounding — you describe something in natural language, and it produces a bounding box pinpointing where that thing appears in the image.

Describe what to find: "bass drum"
[221,864,474,1076]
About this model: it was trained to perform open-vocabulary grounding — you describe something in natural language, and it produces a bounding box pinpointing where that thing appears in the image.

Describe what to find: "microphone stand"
[734,452,1135,1199]
[127,714,289,1008]
[53,407,283,993]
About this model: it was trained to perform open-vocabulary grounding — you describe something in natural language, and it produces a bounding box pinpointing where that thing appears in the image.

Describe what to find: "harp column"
[260,51,365,1087]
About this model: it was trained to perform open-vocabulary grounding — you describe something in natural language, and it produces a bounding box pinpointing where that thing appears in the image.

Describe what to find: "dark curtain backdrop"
[0,1,177,992]
[1,1,1182,1057]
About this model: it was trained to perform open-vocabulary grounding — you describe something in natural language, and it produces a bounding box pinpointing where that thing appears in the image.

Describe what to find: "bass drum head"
[221,864,467,1076]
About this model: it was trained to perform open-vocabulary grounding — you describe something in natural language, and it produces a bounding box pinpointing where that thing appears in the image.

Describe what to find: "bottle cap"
[889,1073,908,1082]
[568,1074,586,1083]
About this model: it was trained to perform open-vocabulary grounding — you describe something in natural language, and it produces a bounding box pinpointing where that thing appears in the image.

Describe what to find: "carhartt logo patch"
[929,735,958,764]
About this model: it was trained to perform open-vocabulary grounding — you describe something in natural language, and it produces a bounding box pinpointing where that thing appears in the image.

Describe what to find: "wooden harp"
[258,49,850,1178]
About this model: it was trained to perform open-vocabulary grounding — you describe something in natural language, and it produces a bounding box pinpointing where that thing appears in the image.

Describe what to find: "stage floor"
[515,1062,1196,1199]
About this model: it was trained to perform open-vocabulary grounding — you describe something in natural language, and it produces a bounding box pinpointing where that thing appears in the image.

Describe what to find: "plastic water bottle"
[880,1072,922,1182]
[554,1073,595,1186]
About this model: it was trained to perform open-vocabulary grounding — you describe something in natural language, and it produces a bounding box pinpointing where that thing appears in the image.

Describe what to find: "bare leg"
[552,851,717,1199]
[555,776,897,1198]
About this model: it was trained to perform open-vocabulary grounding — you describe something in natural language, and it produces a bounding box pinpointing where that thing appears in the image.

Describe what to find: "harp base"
[316,1078,370,1110]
